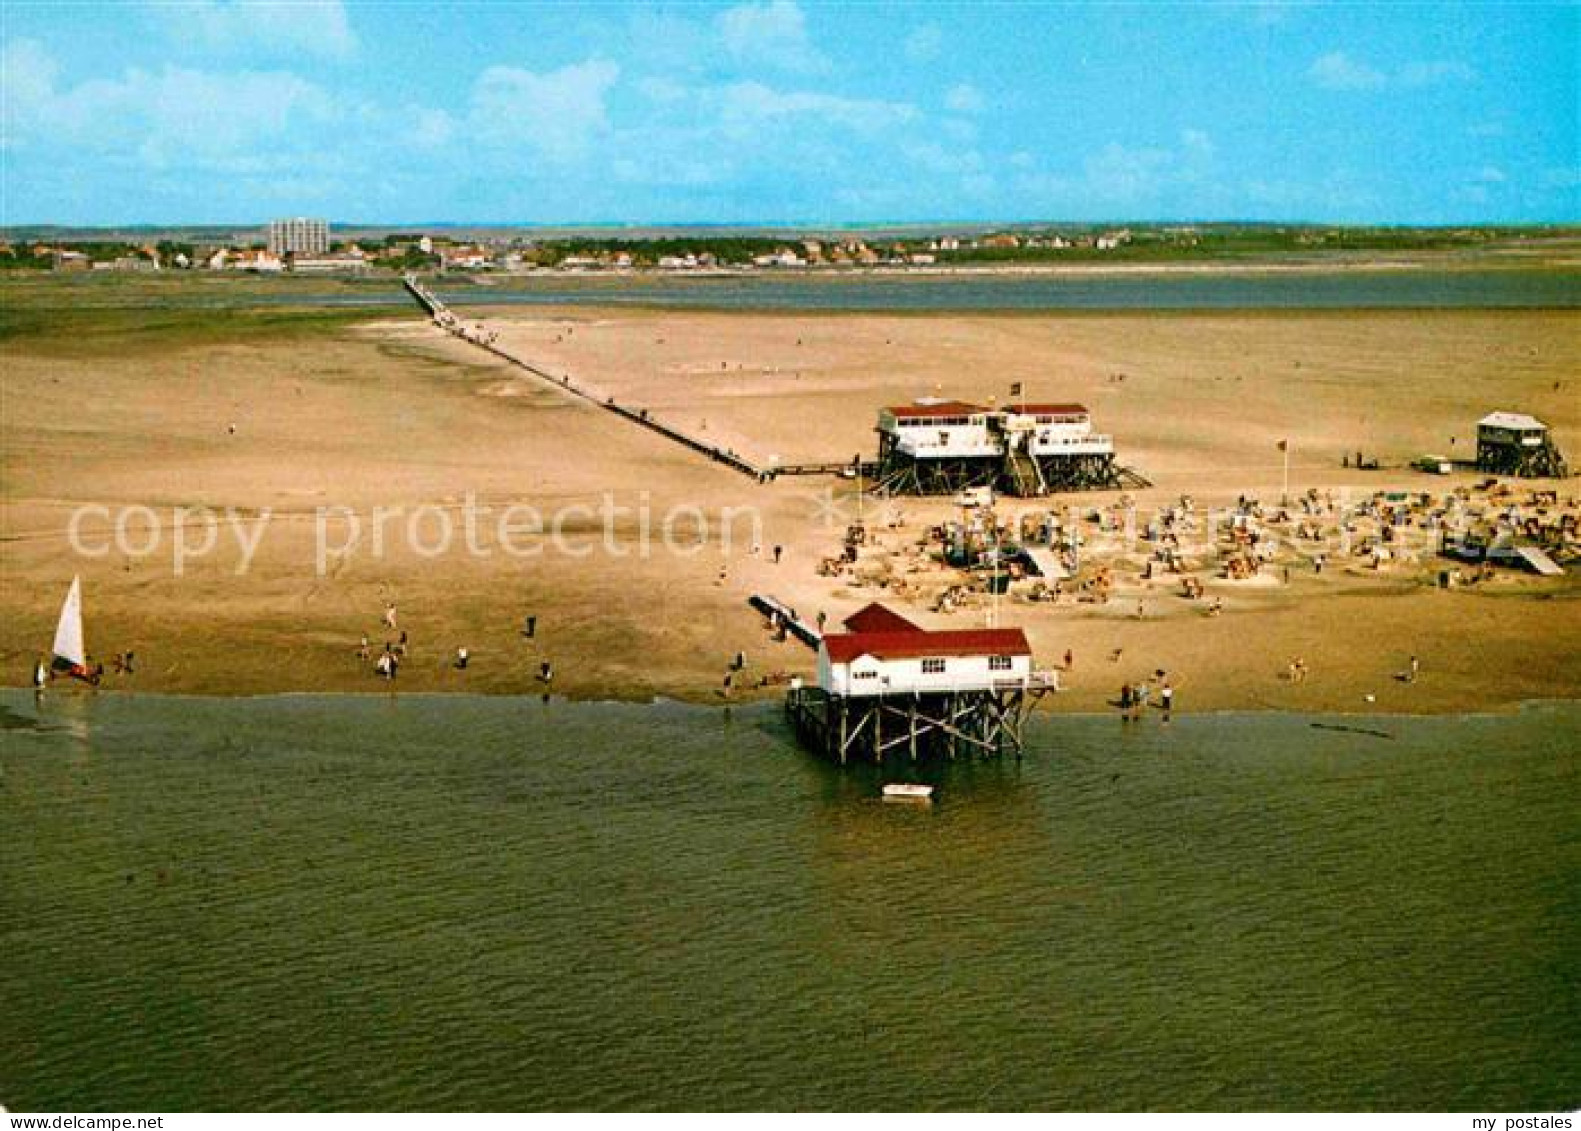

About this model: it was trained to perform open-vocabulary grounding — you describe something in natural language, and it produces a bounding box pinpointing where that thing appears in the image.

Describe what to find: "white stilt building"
[875,398,1134,495]
[787,602,1058,762]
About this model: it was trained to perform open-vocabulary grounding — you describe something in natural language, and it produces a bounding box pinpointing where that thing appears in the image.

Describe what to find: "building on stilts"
[785,602,1059,763]
[1475,412,1568,479]
[873,398,1143,496]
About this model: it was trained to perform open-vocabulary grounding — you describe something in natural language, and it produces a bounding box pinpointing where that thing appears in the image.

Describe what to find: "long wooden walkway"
[404,275,771,481]
[403,275,1148,493]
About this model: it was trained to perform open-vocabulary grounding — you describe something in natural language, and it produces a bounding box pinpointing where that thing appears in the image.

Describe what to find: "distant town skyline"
[2,1,1576,226]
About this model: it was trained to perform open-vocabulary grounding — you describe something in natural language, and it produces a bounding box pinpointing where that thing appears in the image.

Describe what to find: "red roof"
[1007,403,1088,416]
[842,602,923,634]
[887,400,986,419]
[823,628,1032,664]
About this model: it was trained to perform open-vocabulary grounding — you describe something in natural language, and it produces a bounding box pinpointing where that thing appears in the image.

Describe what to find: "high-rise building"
[267,217,330,257]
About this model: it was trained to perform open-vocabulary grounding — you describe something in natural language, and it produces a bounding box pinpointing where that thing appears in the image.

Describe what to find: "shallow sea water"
[2,692,1576,1110]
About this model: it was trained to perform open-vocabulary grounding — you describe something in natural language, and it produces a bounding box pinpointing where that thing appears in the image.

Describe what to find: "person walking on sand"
[1064,648,1074,670]
[538,660,554,685]
[383,602,397,630]
[523,614,536,639]
[33,655,47,691]
[1408,655,1420,683]
[454,647,469,670]
[1119,682,1133,719]
[396,630,409,658]
[1161,682,1174,720]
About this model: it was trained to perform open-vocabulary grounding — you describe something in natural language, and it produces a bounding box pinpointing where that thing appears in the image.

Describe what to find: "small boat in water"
[882,783,934,802]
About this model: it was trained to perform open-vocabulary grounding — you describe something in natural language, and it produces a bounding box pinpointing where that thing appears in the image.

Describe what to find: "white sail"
[52,575,85,668]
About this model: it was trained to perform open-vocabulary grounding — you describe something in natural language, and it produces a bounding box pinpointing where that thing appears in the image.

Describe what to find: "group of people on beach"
[354,601,550,686]
[1118,673,1175,721]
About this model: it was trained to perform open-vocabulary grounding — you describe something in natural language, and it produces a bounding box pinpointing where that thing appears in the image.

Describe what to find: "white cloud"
[1083,142,1173,202]
[411,109,455,148]
[1309,52,1386,91]
[1181,128,1214,162]
[905,23,943,63]
[1008,129,1220,210]
[962,172,996,197]
[715,81,916,136]
[637,77,690,104]
[0,38,58,115]
[1400,60,1476,87]
[613,152,731,187]
[716,0,827,73]
[944,83,985,114]
[469,60,621,164]
[1474,165,1507,184]
[1541,167,1581,190]
[1310,53,1475,92]
[2,38,338,165]
[154,0,358,60]
[902,142,984,176]
[941,116,978,143]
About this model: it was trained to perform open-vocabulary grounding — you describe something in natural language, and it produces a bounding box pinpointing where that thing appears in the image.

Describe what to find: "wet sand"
[2,293,1577,711]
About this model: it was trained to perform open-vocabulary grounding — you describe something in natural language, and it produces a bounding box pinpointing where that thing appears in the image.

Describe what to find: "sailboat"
[50,575,99,685]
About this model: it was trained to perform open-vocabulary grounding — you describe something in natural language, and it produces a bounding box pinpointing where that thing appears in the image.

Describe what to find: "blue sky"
[1,1,1576,225]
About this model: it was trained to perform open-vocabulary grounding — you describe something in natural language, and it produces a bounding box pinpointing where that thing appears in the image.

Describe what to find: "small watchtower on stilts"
[1476,412,1568,478]
[785,602,1059,763]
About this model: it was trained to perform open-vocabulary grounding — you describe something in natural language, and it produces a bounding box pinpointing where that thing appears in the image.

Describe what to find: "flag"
[1010,382,1023,397]
[1277,439,1288,451]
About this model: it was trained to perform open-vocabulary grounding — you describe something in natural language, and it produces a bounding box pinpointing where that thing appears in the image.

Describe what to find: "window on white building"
[989,656,1012,671]
[922,658,946,674]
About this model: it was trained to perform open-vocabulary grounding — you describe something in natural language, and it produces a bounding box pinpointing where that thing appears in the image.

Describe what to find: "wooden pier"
[404,275,772,482]
[403,279,1146,495]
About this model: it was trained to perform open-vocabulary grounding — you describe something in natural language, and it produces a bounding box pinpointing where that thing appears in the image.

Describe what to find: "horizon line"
[7,218,1580,234]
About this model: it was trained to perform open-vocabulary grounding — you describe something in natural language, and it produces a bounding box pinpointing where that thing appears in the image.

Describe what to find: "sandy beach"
[2,284,1577,712]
